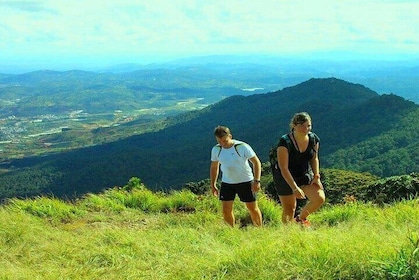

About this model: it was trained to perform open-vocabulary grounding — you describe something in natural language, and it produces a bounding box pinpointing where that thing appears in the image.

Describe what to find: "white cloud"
[0,0,418,68]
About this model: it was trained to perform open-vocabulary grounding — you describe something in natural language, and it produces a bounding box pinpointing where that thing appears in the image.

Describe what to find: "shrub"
[159,190,198,213]
[183,179,211,195]
[360,173,419,204]
[321,169,379,204]
[123,177,145,191]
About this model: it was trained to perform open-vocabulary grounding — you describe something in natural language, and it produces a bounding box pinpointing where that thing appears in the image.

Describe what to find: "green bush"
[360,173,419,204]
[159,190,198,213]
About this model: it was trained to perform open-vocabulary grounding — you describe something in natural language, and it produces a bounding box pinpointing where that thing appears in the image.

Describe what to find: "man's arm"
[249,155,261,192]
[210,161,220,196]
[249,155,261,181]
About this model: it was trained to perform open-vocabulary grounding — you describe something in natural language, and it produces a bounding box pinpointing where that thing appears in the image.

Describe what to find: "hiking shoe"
[295,216,311,228]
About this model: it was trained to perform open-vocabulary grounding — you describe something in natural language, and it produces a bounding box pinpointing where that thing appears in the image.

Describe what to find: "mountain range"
[102,55,419,104]
[1,56,418,117]
[0,77,417,200]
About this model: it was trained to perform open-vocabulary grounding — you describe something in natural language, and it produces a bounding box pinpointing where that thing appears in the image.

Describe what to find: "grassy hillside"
[1,176,418,279]
[0,78,417,200]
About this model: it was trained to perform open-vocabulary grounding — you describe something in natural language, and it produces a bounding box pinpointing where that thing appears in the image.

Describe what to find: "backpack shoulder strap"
[285,133,293,150]
[269,135,291,166]
[233,143,243,157]
[216,144,222,157]
[289,132,317,152]
[308,132,318,153]
[216,143,243,157]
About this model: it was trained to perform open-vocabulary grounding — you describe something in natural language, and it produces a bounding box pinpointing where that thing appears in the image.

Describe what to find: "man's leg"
[221,200,235,226]
[245,201,262,226]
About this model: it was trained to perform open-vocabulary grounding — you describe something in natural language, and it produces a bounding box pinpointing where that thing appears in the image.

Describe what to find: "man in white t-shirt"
[210,125,262,226]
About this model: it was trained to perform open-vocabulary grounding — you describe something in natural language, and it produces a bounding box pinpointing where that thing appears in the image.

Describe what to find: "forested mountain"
[324,107,419,176]
[0,78,417,200]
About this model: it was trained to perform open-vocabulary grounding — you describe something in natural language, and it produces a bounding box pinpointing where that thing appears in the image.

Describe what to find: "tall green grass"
[0,188,418,279]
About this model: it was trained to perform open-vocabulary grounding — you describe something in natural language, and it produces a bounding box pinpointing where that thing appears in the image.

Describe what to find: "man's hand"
[211,185,219,197]
[252,181,261,193]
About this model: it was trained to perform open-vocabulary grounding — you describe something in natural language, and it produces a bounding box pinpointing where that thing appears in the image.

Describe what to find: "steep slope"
[0,78,417,200]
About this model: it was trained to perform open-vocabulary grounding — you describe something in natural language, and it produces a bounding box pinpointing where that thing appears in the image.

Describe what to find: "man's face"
[216,134,233,148]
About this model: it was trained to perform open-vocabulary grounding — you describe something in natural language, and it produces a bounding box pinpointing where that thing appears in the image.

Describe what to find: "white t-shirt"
[211,140,256,184]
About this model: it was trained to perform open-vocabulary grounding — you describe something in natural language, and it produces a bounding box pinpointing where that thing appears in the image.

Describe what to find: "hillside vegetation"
[0,78,418,200]
[1,175,418,279]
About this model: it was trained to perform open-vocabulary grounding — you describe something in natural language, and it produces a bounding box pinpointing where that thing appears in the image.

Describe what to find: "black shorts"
[272,165,312,196]
[219,181,256,202]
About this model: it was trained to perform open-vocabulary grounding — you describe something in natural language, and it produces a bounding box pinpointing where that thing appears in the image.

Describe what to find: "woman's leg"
[299,184,325,220]
[279,195,297,223]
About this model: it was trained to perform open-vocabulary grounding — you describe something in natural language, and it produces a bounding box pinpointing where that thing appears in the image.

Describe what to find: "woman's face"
[295,121,312,134]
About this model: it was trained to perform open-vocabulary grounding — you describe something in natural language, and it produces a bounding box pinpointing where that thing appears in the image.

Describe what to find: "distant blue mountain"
[101,55,419,104]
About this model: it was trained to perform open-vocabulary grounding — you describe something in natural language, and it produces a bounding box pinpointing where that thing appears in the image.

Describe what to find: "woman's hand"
[311,178,324,190]
[293,187,306,199]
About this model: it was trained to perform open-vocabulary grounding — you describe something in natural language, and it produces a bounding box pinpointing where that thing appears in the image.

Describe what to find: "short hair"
[214,125,231,138]
[290,112,312,130]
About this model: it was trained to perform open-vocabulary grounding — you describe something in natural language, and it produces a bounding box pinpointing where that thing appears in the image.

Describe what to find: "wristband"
[254,179,261,183]
[314,174,320,179]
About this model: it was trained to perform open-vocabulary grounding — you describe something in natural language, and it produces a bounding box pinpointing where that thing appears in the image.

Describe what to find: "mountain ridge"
[0,77,417,200]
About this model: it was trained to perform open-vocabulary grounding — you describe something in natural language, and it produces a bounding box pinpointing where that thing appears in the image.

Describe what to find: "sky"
[1,0,418,72]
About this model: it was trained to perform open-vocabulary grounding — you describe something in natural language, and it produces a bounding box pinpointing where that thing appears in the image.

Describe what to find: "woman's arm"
[310,142,323,189]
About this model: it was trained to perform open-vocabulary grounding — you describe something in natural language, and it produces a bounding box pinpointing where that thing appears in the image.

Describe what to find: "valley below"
[0,96,208,160]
